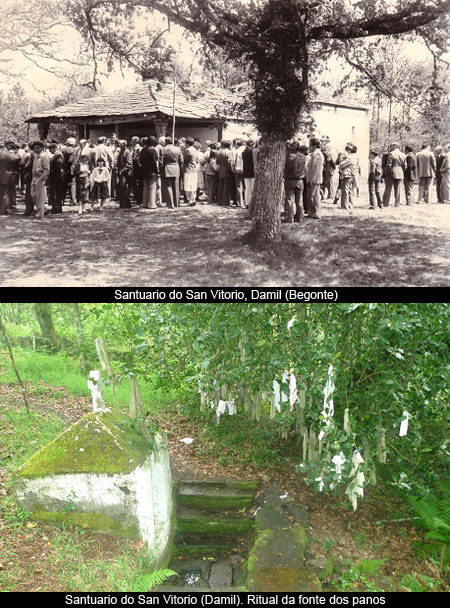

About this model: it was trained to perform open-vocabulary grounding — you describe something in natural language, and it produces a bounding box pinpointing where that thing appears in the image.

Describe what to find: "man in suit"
[416,143,436,204]
[92,137,114,172]
[439,143,450,204]
[306,137,324,218]
[0,143,11,215]
[216,140,234,207]
[61,137,78,206]
[30,141,50,220]
[116,139,133,209]
[404,145,417,206]
[383,142,405,207]
[2,141,20,212]
[129,135,143,205]
[435,146,445,203]
[160,136,183,208]
[47,142,66,214]
[368,149,383,210]
[338,144,356,211]
[139,136,159,209]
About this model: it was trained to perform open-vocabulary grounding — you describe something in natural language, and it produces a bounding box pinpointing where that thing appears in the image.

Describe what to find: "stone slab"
[209,560,233,588]
[247,565,322,592]
[248,528,306,570]
[255,505,292,531]
[287,504,310,527]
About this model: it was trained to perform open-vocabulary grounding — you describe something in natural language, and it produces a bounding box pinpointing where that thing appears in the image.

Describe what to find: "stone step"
[173,533,245,557]
[178,478,258,492]
[177,480,256,510]
[176,507,255,536]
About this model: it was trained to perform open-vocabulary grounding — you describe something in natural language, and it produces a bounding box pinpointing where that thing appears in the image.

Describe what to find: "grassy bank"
[0,348,177,415]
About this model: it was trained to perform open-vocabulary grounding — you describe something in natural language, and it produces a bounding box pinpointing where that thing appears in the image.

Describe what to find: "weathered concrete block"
[14,411,173,565]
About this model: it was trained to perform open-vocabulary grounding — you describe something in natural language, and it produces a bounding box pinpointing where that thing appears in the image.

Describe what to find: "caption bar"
[114,289,338,303]
[64,593,390,607]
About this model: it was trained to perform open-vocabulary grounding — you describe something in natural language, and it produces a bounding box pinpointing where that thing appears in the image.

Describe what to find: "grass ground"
[0,352,448,592]
[0,349,174,416]
[1,196,449,287]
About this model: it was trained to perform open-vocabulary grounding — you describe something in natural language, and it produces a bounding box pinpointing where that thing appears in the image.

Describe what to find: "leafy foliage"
[128,568,178,592]
[399,572,445,592]
[410,483,450,568]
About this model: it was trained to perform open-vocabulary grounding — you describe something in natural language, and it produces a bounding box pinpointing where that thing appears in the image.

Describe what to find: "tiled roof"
[28,80,228,122]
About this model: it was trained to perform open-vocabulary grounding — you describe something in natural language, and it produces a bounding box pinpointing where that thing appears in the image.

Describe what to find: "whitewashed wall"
[15,433,173,566]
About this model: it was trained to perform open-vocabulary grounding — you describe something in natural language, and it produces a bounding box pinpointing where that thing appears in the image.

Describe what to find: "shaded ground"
[1,382,445,591]
[1,196,449,286]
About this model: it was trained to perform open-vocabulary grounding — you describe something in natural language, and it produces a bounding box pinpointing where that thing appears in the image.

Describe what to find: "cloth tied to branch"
[345,449,365,510]
[331,451,347,482]
[319,365,335,440]
[399,410,409,436]
[216,399,236,424]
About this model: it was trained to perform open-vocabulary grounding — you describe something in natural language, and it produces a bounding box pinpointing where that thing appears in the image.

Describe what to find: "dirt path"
[1,199,449,287]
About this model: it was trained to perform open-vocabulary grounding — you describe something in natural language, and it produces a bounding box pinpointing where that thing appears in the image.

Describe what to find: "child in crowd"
[90,158,110,211]
[73,154,91,215]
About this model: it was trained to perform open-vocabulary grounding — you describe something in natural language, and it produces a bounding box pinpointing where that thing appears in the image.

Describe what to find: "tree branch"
[309,0,450,41]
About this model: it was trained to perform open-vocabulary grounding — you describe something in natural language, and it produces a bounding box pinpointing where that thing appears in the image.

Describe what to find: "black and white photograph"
[0,0,449,286]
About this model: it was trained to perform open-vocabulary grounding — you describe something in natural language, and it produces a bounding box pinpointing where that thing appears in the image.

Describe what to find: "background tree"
[65,0,450,245]
[0,84,35,143]
[33,304,59,352]
[0,0,93,94]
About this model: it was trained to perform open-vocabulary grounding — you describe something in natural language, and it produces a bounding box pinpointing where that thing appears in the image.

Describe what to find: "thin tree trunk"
[0,314,30,414]
[71,303,87,372]
[28,306,36,351]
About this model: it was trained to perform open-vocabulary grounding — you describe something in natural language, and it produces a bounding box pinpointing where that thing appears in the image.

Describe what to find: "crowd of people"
[0,133,448,220]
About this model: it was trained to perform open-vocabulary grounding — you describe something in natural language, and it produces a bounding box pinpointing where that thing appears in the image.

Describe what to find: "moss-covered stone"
[247,528,306,570]
[32,510,140,538]
[247,566,322,592]
[176,515,255,536]
[15,411,150,479]
[178,493,254,510]
[177,480,256,511]
[245,528,317,591]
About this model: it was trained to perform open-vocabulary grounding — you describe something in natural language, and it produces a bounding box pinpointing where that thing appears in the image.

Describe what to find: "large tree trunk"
[33,303,59,351]
[244,0,309,245]
[249,137,286,243]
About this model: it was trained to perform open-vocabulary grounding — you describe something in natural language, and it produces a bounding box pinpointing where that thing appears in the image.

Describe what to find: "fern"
[399,573,442,592]
[129,568,179,592]
[410,484,450,569]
